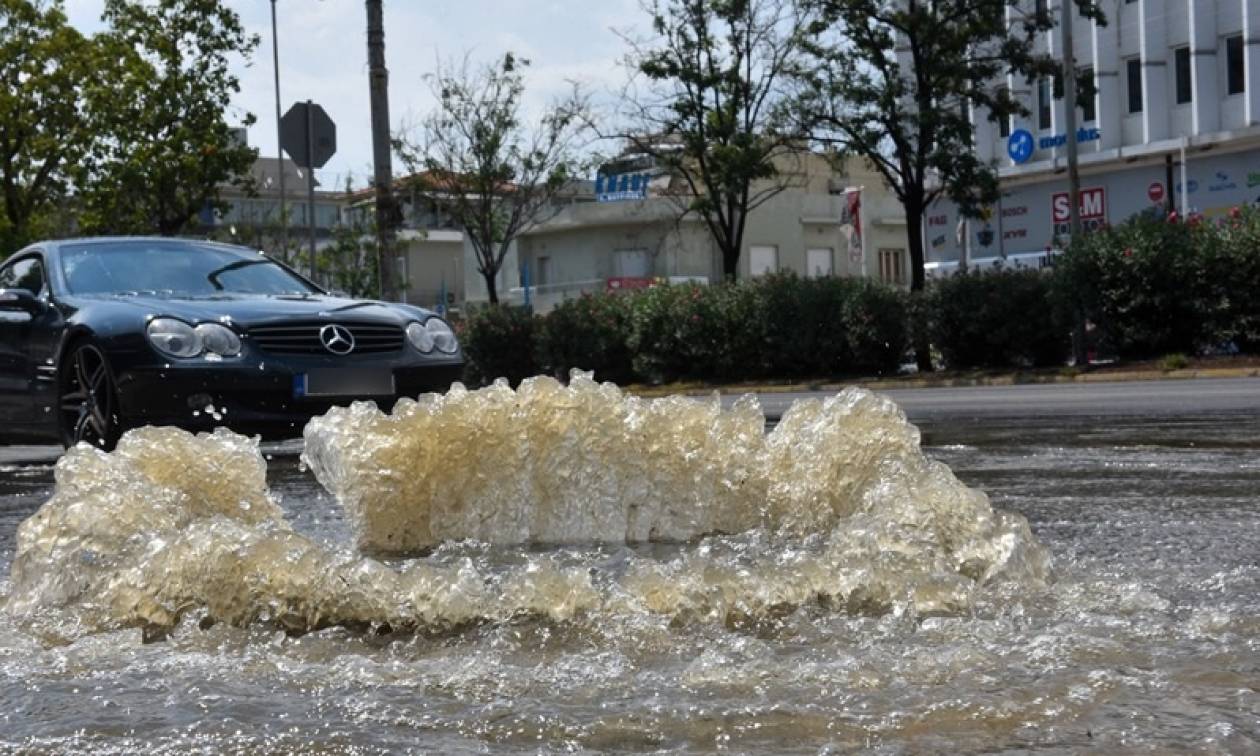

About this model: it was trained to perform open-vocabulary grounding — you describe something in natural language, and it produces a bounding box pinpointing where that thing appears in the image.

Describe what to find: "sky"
[63,0,647,189]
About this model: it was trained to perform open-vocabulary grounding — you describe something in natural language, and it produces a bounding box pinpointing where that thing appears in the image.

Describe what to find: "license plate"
[293,368,395,398]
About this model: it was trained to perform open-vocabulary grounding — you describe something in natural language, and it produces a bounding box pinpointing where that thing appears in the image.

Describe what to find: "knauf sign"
[597,173,650,202]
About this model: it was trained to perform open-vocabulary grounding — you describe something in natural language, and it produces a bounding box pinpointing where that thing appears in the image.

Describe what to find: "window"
[1174,46,1192,104]
[614,248,650,277]
[1127,58,1143,113]
[749,246,777,277]
[1226,35,1245,95]
[806,248,833,278]
[1079,67,1096,122]
[878,249,905,286]
[0,256,45,295]
[1038,78,1052,129]
[997,87,1011,137]
[534,256,550,286]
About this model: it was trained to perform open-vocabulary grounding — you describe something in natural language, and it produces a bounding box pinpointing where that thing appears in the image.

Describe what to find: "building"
[212,156,346,255]
[931,0,1260,265]
[509,150,909,312]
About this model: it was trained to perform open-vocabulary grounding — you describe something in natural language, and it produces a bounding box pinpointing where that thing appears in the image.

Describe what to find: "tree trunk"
[721,244,740,282]
[904,197,933,372]
[482,268,499,305]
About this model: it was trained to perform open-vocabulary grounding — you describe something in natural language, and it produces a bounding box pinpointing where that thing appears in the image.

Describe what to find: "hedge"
[925,266,1069,369]
[460,274,909,386]
[457,209,1260,385]
[1058,206,1260,358]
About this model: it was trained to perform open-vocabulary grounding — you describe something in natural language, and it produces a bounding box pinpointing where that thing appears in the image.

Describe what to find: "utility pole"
[365,0,401,302]
[1061,0,1088,367]
[270,0,287,258]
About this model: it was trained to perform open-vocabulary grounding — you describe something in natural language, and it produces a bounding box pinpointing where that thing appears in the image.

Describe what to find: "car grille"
[247,322,405,355]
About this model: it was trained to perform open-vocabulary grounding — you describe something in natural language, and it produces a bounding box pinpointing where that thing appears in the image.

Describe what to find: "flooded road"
[1,383,1258,754]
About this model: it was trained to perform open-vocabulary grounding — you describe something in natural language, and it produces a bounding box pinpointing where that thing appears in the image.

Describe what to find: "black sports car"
[0,237,464,449]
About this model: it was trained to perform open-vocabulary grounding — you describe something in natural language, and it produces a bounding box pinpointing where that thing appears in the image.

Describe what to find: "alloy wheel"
[59,343,120,449]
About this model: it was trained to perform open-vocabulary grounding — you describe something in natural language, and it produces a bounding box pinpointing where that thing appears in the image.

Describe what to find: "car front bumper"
[113,348,465,439]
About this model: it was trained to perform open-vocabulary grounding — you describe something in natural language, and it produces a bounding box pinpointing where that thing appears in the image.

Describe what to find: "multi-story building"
[931,0,1260,265]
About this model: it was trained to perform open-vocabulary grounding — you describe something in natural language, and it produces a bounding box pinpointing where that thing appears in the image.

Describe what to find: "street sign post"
[280,101,336,280]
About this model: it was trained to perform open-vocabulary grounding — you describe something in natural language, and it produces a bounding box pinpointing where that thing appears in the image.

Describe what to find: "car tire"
[58,340,123,451]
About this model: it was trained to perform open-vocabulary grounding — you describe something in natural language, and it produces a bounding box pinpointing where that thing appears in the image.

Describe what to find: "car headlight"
[406,319,459,354]
[146,318,202,358]
[426,318,459,353]
[195,323,241,357]
[406,321,435,353]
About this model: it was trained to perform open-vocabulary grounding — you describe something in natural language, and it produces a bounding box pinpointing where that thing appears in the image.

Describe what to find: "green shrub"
[839,278,911,375]
[535,293,635,384]
[626,282,766,383]
[1212,206,1260,352]
[927,266,1069,369]
[458,304,539,386]
[1057,213,1216,359]
[1159,352,1190,371]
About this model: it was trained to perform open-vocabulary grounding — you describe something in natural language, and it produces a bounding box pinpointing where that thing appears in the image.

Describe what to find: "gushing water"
[9,376,1044,638]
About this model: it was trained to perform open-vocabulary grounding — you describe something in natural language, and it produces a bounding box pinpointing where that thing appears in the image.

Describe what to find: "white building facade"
[930,0,1260,264]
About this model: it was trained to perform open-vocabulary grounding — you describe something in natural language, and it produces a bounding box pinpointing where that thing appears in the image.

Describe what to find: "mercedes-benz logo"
[319,324,355,355]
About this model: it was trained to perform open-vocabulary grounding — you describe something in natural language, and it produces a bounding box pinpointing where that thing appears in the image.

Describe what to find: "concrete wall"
[399,230,463,312]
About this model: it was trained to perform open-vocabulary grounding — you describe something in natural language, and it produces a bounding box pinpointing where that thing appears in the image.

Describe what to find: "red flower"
[1230,206,1242,219]
[1124,248,1133,258]
[1167,211,1179,223]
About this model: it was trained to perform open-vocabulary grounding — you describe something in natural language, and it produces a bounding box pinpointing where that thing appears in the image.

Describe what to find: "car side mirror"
[0,288,43,313]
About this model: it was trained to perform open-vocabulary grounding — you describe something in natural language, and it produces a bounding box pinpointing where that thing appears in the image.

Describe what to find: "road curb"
[625,367,1260,398]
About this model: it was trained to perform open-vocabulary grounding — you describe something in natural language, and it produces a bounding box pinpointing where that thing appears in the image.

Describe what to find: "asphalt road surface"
[2,377,1257,466]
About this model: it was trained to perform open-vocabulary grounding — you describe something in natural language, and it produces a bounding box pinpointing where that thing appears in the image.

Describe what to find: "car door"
[0,253,50,424]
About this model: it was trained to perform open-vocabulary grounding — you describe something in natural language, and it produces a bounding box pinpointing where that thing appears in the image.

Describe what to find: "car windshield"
[59,240,320,296]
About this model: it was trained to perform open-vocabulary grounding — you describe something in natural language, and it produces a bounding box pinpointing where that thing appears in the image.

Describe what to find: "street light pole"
[270,0,287,258]
[1061,0,1088,367]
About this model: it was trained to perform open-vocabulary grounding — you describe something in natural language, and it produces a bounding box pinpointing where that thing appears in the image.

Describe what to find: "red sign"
[1051,187,1106,223]
[605,277,654,292]
[1147,181,1165,204]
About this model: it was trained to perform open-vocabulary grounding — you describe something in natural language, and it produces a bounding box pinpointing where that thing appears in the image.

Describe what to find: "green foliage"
[0,0,95,252]
[623,0,806,280]
[397,53,589,304]
[76,0,258,236]
[535,294,635,384]
[1058,213,1217,358]
[1159,353,1190,371]
[458,305,539,387]
[1212,206,1260,352]
[797,0,1103,308]
[317,217,380,299]
[926,266,1069,369]
[460,277,910,387]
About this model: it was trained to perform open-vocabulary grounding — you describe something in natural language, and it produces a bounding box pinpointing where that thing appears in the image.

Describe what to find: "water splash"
[7,378,1049,637]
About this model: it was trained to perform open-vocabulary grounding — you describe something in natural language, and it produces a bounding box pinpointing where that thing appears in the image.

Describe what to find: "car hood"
[69,292,422,328]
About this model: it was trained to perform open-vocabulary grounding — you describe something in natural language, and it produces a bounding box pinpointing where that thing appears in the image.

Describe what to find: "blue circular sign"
[1008,129,1034,164]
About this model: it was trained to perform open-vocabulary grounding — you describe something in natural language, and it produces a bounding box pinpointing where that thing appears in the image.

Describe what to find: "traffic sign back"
[280,102,337,169]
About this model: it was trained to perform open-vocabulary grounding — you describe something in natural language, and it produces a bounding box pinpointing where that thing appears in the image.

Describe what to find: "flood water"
[1,390,1258,754]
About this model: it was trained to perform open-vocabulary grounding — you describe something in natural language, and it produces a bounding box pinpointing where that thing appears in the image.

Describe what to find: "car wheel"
[58,341,122,451]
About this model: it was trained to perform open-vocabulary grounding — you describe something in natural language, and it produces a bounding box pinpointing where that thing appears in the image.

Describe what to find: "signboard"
[606,277,655,291]
[1052,187,1106,223]
[1147,181,1165,204]
[597,173,650,202]
[280,101,336,169]
[1008,129,1034,164]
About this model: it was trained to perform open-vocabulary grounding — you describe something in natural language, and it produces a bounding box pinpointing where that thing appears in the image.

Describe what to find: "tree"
[614,0,808,281]
[77,0,258,236]
[797,0,1100,369]
[397,53,589,305]
[0,0,95,252]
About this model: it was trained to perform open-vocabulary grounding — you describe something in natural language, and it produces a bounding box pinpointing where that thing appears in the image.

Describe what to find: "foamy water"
[8,377,1044,637]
